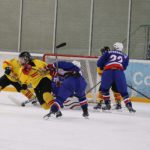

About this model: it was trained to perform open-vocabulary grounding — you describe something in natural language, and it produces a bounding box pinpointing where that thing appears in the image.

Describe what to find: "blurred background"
[0,0,150,59]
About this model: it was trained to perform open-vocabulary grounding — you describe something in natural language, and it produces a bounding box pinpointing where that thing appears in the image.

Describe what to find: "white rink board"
[0,52,150,99]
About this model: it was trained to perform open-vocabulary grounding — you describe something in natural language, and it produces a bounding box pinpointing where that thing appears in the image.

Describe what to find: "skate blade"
[43,113,52,120]
[43,113,62,120]
[129,110,136,113]
[83,116,89,119]
[102,109,112,113]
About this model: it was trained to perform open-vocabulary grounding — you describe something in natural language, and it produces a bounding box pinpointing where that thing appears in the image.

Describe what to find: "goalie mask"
[72,60,81,68]
[19,51,32,65]
[113,42,123,51]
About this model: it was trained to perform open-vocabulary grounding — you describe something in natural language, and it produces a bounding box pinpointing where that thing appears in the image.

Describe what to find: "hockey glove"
[53,76,61,87]
[46,64,57,77]
[22,64,32,75]
[5,67,11,75]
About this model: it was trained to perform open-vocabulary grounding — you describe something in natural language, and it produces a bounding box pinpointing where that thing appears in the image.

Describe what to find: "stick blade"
[56,42,66,48]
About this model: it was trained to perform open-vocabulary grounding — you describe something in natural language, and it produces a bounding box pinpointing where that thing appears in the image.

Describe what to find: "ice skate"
[126,102,136,113]
[82,108,89,119]
[102,100,111,111]
[93,103,102,110]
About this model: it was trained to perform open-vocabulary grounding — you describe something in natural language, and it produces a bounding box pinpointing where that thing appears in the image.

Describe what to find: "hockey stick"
[127,84,150,100]
[55,42,66,62]
[54,42,67,80]
[55,42,67,61]
[56,42,66,49]
[86,81,101,94]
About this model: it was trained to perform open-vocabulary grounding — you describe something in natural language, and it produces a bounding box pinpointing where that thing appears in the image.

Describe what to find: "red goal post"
[43,53,100,102]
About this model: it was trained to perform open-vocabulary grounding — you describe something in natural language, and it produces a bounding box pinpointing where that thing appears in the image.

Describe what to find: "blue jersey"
[54,61,81,76]
[97,50,129,70]
[51,61,87,110]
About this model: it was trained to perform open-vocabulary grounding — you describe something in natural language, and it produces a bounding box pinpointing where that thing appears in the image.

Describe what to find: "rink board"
[0,52,150,103]
[2,87,150,103]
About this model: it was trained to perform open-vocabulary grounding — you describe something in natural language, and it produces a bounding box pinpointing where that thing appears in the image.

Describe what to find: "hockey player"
[18,51,55,111]
[0,58,36,103]
[44,60,89,118]
[94,46,122,110]
[50,61,81,110]
[97,42,136,112]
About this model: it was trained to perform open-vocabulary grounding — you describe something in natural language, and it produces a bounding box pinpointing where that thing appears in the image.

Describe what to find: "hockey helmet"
[113,42,124,51]
[19,51,32,65]
[72,60,81,68]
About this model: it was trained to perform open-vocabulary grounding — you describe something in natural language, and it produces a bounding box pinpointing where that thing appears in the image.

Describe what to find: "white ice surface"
[0,91,150,150]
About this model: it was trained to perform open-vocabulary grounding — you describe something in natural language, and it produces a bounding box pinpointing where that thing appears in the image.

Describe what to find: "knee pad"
[43,92,54,104]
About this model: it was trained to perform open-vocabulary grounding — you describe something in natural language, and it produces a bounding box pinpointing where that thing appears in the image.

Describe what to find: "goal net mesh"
[43,53,100,102]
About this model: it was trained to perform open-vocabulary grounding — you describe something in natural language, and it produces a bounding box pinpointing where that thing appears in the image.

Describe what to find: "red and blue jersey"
[52,61,87,110]
[54,61,81,76]
[97,50,129,70]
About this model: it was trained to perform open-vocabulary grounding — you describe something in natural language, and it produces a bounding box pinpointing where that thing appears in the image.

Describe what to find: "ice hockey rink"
[0,91,149,150]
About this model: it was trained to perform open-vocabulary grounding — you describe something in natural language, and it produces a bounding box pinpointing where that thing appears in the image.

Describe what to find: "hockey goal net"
[43,53,100,102]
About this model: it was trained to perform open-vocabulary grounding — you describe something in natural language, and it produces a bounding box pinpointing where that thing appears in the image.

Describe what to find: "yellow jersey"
[19,59,52,88]
[2,58,24,82]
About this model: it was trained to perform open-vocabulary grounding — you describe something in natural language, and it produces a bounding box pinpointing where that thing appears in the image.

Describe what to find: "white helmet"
[113,42,124,51]
[72,60,81,68]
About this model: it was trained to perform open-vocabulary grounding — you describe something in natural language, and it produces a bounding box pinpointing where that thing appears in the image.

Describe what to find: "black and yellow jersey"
[2,58,24,82]
[19,59,52,88]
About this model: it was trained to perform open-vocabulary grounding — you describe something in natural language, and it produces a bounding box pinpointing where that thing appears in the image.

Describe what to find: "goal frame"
[43,53,99,102]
